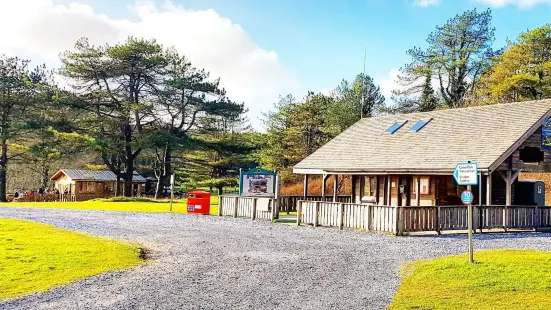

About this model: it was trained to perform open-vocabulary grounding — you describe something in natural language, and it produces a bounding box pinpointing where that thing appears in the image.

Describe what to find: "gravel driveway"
[2,208,551,310]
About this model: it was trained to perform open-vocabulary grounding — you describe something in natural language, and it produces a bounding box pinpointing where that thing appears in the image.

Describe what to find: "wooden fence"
[11,193,76,203]
[298,201,398,233]
[218,196,277,221]
[278,195,352,213]
[297,201,551,235]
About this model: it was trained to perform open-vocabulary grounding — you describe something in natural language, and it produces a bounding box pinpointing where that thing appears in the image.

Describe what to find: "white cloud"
[0,0,298,128]
[413,0,441,7]
[377,69,401,102]
[474,0,551,8]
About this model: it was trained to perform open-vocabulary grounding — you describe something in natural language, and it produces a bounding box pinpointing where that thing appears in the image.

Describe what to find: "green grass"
[0,218,143,300]
[390,249,551,310]
[4,197,220,215]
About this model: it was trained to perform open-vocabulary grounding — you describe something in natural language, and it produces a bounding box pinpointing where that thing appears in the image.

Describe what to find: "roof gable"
[294,100,551,173]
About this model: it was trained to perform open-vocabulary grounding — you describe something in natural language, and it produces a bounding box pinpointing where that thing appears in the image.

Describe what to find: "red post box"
[187,190,211,215]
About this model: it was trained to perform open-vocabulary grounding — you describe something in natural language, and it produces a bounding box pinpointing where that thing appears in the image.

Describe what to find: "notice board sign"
[542,119,551,150]
[240,168,277,197]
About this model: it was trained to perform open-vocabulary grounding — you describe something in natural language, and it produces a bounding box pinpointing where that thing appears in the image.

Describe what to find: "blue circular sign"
[461,190,474,205]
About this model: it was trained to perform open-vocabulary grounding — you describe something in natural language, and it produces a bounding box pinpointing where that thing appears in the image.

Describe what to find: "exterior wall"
[499,127,551,173]
[53,174,75,194]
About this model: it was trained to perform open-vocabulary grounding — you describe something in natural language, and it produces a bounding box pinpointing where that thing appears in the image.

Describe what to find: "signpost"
[169,174,175,212]
[454,162,478,264]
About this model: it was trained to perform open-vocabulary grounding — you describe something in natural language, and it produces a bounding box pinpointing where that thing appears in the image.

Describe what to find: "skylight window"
[408,118,432,133]
[385,121,407,134]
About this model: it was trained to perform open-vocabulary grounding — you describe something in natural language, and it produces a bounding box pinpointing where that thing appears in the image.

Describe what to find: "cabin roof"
[294,100,551,174]
[51,169,146,183]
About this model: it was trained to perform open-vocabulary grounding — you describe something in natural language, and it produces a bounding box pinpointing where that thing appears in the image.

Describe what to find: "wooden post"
[397,175,403,207]
[303,175,309,200]
[506,169,512,206]
[333,175,339,202]
[233,196,239,218]
[338,203,345,230]
[375,176,380,205]
[503,205,508,232]
[478,172,482,206]
[406,176,412,206]
[383,176,388,205]
[314,201,320,227]
[322,174,328,200]
[270,199,276,222]
[273,174,280,220]
[351,175,357,204]
[297,201,303,226]
[486,172,492,205]
[416,176,421,207]
[387,176,392,206]
[479,205,484,233]
[436,206,441,235]
[218,195,223,216]
[395,206,402,236]
[367,205,372,231]
[534,205,539,232]
[251,198,257,220]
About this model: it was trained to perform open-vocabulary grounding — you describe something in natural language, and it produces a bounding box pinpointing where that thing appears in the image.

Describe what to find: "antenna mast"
[361,47,367,119]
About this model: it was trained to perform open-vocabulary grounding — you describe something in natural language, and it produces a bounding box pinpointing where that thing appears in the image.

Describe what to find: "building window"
[408,118,432,133]
[79,182,96,194]
[520,147,544,163]
[385,121,407,134]
[412,177,430,195]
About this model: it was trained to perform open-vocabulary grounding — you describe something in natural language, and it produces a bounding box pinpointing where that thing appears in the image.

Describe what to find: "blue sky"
[3,0,551,127]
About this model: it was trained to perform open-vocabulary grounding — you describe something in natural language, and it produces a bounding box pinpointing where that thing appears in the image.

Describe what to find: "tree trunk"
[154,144,172,199]
[123,163,133,197]
[217,185,223,195]
[0,140,7,202]
[123,122,133,197]
[40,165,49,190]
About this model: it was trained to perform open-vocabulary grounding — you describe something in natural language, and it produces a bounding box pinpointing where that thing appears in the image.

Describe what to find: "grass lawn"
[3,197,219,215]
[390,249,551,310]
[0,218,143,300]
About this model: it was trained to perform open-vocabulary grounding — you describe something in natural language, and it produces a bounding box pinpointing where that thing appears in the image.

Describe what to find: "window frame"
[384,121,408,134]
[408,118,432,133]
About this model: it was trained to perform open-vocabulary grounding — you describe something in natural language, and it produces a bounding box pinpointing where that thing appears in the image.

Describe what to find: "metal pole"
[467,184,474,263]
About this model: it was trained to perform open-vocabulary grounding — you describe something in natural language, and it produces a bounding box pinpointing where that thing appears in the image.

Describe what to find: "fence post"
[479,206,483,233]
[297,201,303,226]
[270,199,276,222]
[338,203,344,230]
[436,206,441,235]
[367,205,373,232]
[314,201,320,227]
[534,205,539,232]
[251,198,257,220]
[233,196,239,218]
[394,206,402,236]
[218,196,223,216]
[503,205,508,232]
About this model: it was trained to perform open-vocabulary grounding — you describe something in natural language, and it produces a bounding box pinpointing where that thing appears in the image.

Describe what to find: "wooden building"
[294,100,551,207]
[50,169,146,201]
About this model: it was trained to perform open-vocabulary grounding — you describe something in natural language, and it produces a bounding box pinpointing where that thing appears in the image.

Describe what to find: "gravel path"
[2,208,551,310]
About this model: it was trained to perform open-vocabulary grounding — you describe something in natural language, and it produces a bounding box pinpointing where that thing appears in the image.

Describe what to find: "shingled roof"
[51,169,146,183]
[294,100,551,174]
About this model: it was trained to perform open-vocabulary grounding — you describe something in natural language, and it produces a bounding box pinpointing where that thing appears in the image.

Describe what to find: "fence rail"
[297,201,551,235]
[218,196,276,221]
[278,195,352,214]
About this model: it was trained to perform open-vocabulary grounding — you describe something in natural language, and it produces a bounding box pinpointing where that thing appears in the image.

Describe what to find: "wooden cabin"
[294,100,551,207]
[50,169,146,201]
